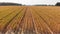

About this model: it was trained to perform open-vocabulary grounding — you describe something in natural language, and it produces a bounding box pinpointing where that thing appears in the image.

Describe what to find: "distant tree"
[33,4,54,6]
[55,2,60,6]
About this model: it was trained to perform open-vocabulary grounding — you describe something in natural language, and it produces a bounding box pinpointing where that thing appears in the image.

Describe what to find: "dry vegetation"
[0,6,60,34]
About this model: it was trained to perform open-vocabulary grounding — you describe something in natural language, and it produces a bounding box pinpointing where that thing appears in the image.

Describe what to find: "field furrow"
[0,6,60,34]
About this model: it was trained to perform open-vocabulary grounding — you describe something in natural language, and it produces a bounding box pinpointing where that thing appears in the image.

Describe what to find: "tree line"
[0,2,22,6]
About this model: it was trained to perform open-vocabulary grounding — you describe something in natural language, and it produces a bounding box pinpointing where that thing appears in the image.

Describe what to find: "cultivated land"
[0,6,60,34]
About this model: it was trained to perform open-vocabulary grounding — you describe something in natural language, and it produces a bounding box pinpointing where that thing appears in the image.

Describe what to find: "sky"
[0,0,60,5]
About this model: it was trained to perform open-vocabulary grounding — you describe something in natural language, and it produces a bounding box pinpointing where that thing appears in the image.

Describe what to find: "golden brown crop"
[0,6,60,34]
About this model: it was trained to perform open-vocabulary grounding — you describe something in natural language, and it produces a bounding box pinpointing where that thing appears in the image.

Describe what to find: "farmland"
[0,6,60,34]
